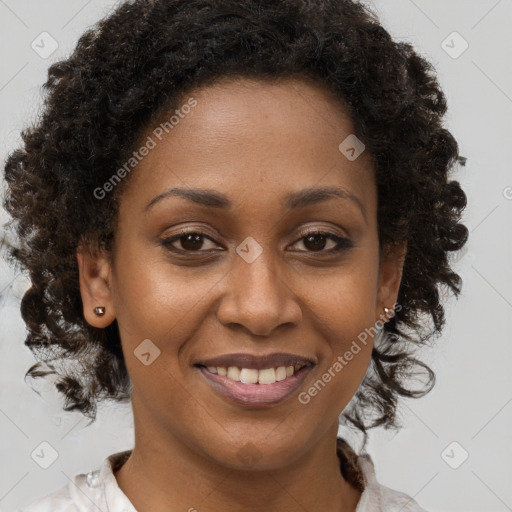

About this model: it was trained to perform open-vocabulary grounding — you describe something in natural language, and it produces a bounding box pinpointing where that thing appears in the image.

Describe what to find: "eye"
[289,230,353,254]
[161,228,353,255]
[160,229,220,253]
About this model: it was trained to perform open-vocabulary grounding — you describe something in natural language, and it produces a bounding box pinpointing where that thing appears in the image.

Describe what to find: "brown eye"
[302,233,330,252]
[161,231,219,253]
[160,229,353,256]
[291,230,353,254]
[178,233,205,251]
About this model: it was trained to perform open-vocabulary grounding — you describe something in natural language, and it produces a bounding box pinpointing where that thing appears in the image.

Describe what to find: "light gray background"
[0,1,511,511]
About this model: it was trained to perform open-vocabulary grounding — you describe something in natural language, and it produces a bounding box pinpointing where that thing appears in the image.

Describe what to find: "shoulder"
[355,454,429,512]
[15,482,76,512]
[15,476,85,512]
[336,437,429,512]
[15,450,133,512]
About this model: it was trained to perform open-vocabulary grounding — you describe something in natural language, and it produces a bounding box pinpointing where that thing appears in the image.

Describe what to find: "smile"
[196,363,314,407]
[204,364,305,384]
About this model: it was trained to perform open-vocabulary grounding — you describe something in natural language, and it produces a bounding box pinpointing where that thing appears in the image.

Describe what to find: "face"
[78,77,405,469]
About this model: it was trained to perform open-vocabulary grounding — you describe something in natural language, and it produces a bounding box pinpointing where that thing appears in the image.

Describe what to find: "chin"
[203,435,307,472]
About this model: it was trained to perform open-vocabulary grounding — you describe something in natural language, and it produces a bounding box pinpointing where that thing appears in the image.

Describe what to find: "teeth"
[275,366,287,381]
[227,366,240,381]
[240,368,259,384]
[257,368,275,385]
[205,365,299,384]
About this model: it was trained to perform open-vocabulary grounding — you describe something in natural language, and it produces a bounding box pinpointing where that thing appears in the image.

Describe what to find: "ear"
[375,242,407,323]
[76,243,116,328]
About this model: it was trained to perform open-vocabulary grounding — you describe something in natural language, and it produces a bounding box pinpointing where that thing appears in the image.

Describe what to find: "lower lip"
[197,365,313,407]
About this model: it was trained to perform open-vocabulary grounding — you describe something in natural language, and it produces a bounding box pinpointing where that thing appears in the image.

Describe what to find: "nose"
[216,251,302,337]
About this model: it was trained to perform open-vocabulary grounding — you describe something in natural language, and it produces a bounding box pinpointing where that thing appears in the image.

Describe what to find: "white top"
[17,449,428,512]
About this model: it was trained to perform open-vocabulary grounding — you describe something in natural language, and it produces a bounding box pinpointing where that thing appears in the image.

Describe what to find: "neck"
[114,406,362,512]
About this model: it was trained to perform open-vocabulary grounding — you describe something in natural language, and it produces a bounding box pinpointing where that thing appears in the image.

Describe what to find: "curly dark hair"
[2,0,468,449]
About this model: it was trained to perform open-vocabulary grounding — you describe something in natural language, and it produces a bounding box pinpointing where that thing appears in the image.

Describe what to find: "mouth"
[194,361,311,384]
[193,353,316,407]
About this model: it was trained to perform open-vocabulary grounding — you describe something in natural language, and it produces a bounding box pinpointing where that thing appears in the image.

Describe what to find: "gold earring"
[93,306,106,316]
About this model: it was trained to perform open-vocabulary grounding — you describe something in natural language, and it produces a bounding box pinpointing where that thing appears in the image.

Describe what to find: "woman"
[3,0,468,510]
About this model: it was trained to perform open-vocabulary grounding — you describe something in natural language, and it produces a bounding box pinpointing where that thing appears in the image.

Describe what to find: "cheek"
[111,242,224,357]
[301,250,380,333]
[296,252,379,397]
[299,278,376,416]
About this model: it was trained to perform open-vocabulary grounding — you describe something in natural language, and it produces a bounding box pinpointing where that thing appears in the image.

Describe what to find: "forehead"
[120,76,376,217]
[178,75,355,146]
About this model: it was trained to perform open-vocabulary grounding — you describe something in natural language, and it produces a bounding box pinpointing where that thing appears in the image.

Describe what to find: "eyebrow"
[143,185,367,221]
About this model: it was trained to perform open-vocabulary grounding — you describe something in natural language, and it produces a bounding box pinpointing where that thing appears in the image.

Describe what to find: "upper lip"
[194,352,316,370]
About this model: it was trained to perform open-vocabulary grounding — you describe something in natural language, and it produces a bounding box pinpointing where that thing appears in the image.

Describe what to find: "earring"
[93,306,106,316]
[384,306,392,316]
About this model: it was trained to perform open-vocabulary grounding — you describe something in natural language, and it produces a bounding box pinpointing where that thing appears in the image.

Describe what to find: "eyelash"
[160,228,353,256]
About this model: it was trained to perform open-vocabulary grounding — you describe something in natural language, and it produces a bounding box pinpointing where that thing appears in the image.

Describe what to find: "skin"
[77,76,406,512]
